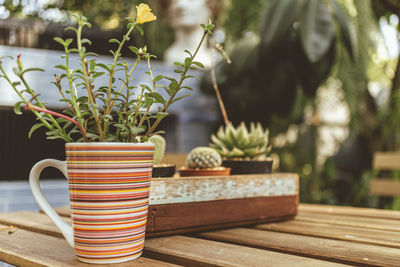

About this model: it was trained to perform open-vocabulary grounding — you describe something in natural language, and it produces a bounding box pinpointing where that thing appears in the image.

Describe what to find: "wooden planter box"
[147,173,299,236]
[52,173,298,237]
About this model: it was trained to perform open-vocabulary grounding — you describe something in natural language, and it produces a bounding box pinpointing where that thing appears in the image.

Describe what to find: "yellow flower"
[136,3,156,24]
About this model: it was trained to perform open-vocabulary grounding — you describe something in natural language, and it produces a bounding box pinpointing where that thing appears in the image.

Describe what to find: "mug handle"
[29,159,74,248]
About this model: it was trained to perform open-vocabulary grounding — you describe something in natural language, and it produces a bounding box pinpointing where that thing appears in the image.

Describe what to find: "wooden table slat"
[297,211,400,232]
[144,235,351,267]
[0,212,350,267]
[0,224,177,267]
[256,220,400,248]
[3,204,400,266]
[198,227,400,267]
[0,211,67,238]
[300,204,400,220]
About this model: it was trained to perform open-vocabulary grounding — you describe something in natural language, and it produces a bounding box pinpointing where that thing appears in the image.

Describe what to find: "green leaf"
[81,38,92,45]
[130,126,145,135]
[174,62,185,68]
[22,68,45,75]
[149,92,166,104]
[13,101,23,115]
[192,61,204,68]
[136,25,144,36]
[207,24,215,31]
[96,63,111,72]
[89,60,96,71]
[12,67,22,76]
[55,65,67,71]
[129,46,139,54]
[156,112,168,120]
[169,80,179,92]
[260,0,304,50]
[330,0,357,60]
[0,55,13,62]
[154,75,163,82]
[183,75,200,81]
[184,57,192,66]
[171,94,191,104]
[300,0,334,63]
[53,37,65,46]
[164,77,178,83]
[184,50,192,57]
[85,52,99,57]
[65,26,78,33]
[109,38,121,44]
[64,38,73,47]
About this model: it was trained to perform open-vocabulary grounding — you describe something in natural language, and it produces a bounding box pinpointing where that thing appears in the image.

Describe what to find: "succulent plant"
[186,147,222,169]
[148,135,166,165]
[210,122,271,160]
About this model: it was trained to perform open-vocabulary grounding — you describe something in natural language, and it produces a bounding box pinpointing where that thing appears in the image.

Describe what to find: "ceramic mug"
[29,142,154,264]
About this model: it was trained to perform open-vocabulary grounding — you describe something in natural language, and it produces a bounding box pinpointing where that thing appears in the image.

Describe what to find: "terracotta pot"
[179,167,231,177]
[222,159,273,175]
[152,163,176,178]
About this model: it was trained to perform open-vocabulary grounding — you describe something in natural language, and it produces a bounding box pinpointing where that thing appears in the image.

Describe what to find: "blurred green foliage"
[4,0,400,208]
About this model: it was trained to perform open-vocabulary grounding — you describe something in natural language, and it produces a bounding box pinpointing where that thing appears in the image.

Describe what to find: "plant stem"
[63,49,85,132]
[211,60,230,126]
[145,29,208,137]
[0,65,75,141]
[19,75,68,138]
[25,103,88,142]
[137,57,155,128]
[107,57,141,114]
[76,23,104,141]
[104,23,137,115]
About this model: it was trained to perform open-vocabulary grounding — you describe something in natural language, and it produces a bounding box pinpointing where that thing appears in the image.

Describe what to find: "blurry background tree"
[203,0,400,208]
[1,0,173,58]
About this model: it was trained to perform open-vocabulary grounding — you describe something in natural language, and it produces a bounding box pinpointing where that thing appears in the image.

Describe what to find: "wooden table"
[1,203,400,266]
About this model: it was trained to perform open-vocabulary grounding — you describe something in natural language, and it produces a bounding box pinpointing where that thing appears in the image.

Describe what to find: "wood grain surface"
[0,224,178,267]
[149,173,298,205]
[198,227,400,267]
[144,235,350,267]
[299,203,400,220]
[2,204,400,266]
[256,220,400,248]
[147,195,297,232]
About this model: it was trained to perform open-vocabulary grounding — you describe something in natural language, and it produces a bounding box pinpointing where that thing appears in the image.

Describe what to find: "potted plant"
[208,44,273,175]
[210,122,273,174]
[179,146,231,177]
[150,134,176,178]
[0,3,213,264]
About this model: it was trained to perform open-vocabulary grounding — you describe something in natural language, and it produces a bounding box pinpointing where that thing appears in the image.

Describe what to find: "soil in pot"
[152,163,176,178]
[179,167,231,177]
[222,159,273,175]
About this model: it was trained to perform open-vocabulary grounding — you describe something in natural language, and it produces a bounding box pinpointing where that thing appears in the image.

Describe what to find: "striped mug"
[29,142,154,264]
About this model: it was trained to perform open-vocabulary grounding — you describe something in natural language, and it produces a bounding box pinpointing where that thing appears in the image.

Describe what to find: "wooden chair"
[370,152,400,197]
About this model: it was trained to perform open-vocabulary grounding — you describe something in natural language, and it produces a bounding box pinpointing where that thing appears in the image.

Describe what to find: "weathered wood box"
[147,173,299,236]
[51,173,299,236]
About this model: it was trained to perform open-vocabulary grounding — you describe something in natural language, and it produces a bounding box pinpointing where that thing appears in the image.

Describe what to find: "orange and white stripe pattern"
[65,142,154,264]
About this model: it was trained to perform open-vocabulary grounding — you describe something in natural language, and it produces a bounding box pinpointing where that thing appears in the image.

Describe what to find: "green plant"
[149,135,166,165]
[210,122,271,160]
[186,147,222,169]
[0,3,214,143]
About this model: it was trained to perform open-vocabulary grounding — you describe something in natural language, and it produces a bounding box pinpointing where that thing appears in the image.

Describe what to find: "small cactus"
[149,135,166,165]
[186,147,222,169]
